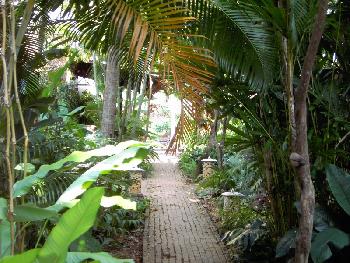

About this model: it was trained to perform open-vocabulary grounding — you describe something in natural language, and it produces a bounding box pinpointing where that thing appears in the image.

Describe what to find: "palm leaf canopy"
[59,0,216,149]
[187,0,317,89]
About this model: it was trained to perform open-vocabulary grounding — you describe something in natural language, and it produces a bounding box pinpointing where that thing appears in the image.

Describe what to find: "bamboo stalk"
[10,2,29,179]
[1,1,15,255]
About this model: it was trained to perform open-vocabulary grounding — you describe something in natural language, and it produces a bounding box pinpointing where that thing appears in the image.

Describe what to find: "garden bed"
[104,226,144,263]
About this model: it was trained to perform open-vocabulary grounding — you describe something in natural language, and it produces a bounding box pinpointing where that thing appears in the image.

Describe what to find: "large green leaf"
[66,252,133,263]
[211,0,277,88]
[326,164,350,215]
[14,141,144,197]
[36,187,104,263]
[275,229,297,258]
[50,195,136,211]
[101,196,136,210]
[310,228,350,263]
[14,204,58,222]
[54,146,149,206]
[0,249,40,263]
[0,198,11,258]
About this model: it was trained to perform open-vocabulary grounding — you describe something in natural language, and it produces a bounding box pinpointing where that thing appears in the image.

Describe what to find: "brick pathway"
[142,153,229,263]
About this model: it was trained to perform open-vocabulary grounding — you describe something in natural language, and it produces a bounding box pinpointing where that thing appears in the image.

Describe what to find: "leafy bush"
[178,150,198,178]
[0,141,151,261]
[224,220,273,262]
[199,151,261,195]
[199,169,236,193]
[178,136,208,179]
[276,164,350,263]
[220,201,264,232]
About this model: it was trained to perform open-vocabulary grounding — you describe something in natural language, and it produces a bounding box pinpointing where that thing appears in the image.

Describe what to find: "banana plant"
[0,140,151,259]
[0,188,133,263]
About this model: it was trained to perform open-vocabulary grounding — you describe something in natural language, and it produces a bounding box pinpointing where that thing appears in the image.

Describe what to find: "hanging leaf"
[14,163,36,174]
[0,249,40,263]
[275,229,297,258]
[54,146,149,207]
[13,141,145,197]
[101,196,136,210]
[36,187,104,263]
[326,164,350,216]
[310,227,350,263]
[13,204,58,222]
[0,198,11,258]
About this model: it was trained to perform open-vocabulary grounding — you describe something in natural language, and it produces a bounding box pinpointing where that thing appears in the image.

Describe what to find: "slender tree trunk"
[279,0,297,147]
[292,1,328,262]
[263,149,281,234]
[283,40,297,147]
[93,53,99,96]
[217,116,229,168]
[116,83,123,134]
[144,75,152,140]
[129,77,139,117]
[206,109,219,157]
[101,50,120,138]
[132,74,147,137]
[119,72,133,141]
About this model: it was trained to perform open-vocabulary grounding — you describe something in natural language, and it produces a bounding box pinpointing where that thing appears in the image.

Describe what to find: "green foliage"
[326,164,350,216]
[178,133,209,179]
[95,198,149,240]
[13,205,58,222]
[36,187,104,262]
[66,252,133,263]
[0,188,127,263]
[220,201,265,232]
[200,170,235,193]
[154,122,170,134]
[0,199,11,257]
[276,165,350,261]
[200,151,261,194]
[14,141,145,197]
[178,150,198,178]
[311,228,350,263]
[1,140,151,261]
[275,229,297,258]
[0,249,41,263]
[224,220,273,261]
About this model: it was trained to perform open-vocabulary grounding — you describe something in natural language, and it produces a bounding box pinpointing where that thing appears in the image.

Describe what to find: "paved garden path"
[142,153,229,263]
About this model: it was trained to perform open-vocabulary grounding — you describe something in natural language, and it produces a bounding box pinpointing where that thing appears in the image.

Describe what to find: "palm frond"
[60,0,215,150]
[27,171,79,206]
[187,0,279,89]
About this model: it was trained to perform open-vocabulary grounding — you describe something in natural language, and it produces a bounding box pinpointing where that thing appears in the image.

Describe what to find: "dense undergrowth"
[0,49,156,262]
[179,128,350,263]
[1,1,350,262]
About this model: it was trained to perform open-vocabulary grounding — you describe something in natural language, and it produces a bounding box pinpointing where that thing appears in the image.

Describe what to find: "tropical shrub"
[0,141,151,262]
[276,165,350,263]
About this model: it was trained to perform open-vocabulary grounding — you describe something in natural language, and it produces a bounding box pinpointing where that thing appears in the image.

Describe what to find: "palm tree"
[60,0,215,138]
[101,49,120,137]
[187,0,329,261]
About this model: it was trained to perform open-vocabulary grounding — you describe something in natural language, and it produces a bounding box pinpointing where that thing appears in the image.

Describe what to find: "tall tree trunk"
[132,74,148,137]
[217,116,229,168]
[127,76,140,126]
[119,72,133,141]
[144,75,152,140]
[93,53,99,97]
[101,50,120,138]
[292,1,328,262]
[206,109,219,157]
